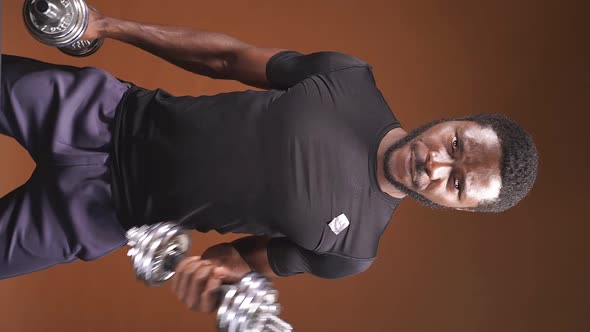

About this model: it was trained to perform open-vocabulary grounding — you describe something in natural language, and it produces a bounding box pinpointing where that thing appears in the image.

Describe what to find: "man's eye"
[454,178,461,190]
[452,136,459,151]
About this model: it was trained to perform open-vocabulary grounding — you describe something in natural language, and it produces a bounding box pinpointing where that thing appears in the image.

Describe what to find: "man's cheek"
[422,185,451,206]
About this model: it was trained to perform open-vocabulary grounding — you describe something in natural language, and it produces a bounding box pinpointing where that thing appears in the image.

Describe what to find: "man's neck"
[376,127,408,199]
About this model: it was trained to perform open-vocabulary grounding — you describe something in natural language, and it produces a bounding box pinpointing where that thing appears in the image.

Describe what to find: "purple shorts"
[1,54,129,279]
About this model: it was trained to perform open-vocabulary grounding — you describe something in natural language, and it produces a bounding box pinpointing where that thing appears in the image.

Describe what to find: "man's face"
[384,120,503,209]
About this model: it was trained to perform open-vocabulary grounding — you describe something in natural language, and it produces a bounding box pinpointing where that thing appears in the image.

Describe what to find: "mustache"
[411,143,427,188]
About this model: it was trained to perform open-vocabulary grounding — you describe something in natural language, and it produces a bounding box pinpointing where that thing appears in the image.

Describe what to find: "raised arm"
[87,11,285,89]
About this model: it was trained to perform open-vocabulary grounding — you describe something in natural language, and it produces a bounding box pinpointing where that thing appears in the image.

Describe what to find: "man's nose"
[425,151,453,179]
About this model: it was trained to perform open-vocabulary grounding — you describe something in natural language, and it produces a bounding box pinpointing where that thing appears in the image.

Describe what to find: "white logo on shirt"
[328,213,350,235]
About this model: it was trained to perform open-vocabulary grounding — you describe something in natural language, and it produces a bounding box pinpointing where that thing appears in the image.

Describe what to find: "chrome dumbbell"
[126,222,294,332]
[23,0,104,57]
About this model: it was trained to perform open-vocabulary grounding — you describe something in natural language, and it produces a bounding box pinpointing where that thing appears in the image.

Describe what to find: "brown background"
[1,0,589,331]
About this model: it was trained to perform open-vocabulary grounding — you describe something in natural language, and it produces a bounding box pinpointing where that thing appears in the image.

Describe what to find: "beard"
[382,119,448,209]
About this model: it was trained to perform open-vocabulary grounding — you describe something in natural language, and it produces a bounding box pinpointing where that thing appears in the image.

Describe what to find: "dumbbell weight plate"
[58,37,103,57]
[23,0,104,57]
[58,5,104,57]
[23,0,88,47]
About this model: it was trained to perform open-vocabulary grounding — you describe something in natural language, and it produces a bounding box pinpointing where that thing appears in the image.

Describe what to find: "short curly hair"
[458,114,539,212]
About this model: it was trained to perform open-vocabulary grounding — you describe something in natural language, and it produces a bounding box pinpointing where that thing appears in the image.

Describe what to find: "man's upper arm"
[267,237,374,279]
[225,47,286,89]
[227,48,371,90]
[264,51,371,90]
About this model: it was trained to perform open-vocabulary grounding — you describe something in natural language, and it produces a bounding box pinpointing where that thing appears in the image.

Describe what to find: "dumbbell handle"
[163,250,187,272]
[33,0,62,21]
[161,252,235,311]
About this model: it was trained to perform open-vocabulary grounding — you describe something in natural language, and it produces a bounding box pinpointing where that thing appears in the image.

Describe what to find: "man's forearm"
[200,237,277,280]
[97,16,250,79]
[231,236,278,278]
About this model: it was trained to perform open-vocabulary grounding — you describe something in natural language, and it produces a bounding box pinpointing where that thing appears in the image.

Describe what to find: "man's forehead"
[466,172,502,202]
[461,123,503,203]
[462,125,499,147]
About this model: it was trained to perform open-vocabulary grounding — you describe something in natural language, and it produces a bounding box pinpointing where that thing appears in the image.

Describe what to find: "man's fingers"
[171,256,201,296]
[178,259,213,303]
[185,263,215,309]
[169,256,250,313]
[200,273,224,313]
[213,266,245,284]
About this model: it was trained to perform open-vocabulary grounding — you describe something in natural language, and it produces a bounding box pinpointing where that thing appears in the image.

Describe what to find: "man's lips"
[411,148,416,183]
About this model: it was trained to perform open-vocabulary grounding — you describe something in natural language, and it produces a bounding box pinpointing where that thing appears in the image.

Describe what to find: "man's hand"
[81,9,106,40]
[171,243,252,312]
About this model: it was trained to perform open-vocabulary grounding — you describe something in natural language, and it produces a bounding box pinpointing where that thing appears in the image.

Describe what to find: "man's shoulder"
[314,51,372,70]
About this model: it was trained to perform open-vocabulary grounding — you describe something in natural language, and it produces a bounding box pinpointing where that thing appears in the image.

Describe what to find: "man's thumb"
[212,266,244,283]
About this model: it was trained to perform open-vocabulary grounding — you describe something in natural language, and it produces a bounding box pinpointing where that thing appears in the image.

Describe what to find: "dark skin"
[83,10,284,89]
[82,8,502,313]
[377,122,502,209]
[170,237,276,313]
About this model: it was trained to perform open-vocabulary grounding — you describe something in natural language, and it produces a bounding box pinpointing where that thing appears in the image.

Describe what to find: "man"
[0,9,538,313]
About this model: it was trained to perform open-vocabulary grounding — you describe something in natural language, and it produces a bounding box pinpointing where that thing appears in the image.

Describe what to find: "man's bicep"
[266,237,312,277]
[267,237,374,279]
[228,48,371,90]
[264,51,371,90]
[226,47,286,89]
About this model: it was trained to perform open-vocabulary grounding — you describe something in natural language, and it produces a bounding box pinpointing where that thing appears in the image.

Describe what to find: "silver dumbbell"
[23,0,104,57]
[126,222,294,332]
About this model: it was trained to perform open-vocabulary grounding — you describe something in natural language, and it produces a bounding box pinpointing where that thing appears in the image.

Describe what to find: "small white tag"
[328,213,350,235]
